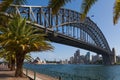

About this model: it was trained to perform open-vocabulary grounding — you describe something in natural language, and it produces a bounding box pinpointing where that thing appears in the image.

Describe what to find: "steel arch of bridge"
[5,5,114,63]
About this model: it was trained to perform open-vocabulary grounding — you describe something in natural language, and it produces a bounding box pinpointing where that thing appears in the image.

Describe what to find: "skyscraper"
[74,49,80,64]
[92,54,100,63]
[85,52,91,64]
[70,56,74,64]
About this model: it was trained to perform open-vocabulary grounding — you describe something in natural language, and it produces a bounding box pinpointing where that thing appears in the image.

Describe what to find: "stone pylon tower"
[112,48,116,64]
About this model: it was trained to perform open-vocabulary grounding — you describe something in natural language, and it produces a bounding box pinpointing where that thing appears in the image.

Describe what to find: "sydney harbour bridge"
[3,5,116,65]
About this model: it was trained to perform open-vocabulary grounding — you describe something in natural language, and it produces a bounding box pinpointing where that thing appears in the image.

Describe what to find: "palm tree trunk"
[8,57,11,69]
[10,57,15,71]
[15,53,25,77]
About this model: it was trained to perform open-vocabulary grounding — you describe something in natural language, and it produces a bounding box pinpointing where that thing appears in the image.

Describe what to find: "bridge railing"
[23,67,107,80]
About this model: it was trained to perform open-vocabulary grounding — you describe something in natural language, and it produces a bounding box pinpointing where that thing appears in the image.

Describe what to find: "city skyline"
[28,0,120,61]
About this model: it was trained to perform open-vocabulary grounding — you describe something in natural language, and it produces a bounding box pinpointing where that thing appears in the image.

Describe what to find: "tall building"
[69,50,92,64]
[85,52,91,64]
[116,56,120,63]
[60,59,68,64]
[92,54,100,63]
[70,56,74,64]
[74,49,80,64]
[79,55,85,63]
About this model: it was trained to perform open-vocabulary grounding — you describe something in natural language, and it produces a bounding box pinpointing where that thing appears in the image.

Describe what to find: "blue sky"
[27,0,120,61]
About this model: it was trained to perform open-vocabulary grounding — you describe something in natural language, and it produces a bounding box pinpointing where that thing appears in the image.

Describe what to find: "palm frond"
[113,0,120,24]
[25,54,33,61]
[48,0,72,15]
[0,0,27,12]
[81,0,97,21]
[0,0,13,11]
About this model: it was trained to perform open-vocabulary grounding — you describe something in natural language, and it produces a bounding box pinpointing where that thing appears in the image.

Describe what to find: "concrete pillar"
[102,54,112,65]
[112,48,116,64]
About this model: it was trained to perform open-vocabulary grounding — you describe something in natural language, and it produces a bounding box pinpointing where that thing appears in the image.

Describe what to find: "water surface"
[24,64,120,80]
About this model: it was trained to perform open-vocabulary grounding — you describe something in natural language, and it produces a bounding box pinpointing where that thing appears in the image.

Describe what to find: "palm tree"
[48,0,72,15]
[0,48,34,70]
[48,0,97,20]
[0,14,53,77]
[113,0,120,24]
[80,0,97,21]
[0,49,16,70]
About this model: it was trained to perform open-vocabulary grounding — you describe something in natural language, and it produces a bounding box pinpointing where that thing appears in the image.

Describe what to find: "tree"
[0,14,53,77]
[0,48,34,70]
[0,49,16,70]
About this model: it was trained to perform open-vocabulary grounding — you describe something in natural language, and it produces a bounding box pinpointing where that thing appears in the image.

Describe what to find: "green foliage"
[0,14,53,54]
[80,0,97,20]
[25,54,33,62]
[48,0,72,14]
[0,14,10,27]
[0,0,27,12]
[48,0,97,21]
[113,0,120,24]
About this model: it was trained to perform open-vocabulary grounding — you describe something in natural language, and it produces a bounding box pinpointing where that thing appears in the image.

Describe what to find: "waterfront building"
[68,50,107,64]
[42,60,46,64]
[92,54,100,63]
[65,59,68,64]
[69,49,91,64]
[85,52,91,64]
[70,56,74,64]
[79,55,85,64]
[32,57,46,64]
[116,56,120,63]
[60,59,68,64]
[74,49,80,64]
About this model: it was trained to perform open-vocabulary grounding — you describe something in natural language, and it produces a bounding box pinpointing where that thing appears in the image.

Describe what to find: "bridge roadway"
[1,5,115,65]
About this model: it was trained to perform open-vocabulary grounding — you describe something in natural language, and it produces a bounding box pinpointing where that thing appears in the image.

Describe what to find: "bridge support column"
[111,48,116,64]
[102,54,112,65]
[102,48,116,65]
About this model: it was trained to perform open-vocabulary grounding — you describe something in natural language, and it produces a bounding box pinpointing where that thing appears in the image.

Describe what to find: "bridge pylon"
[102,54,112,65]
[111,48,116,64]
[102,48,116,65]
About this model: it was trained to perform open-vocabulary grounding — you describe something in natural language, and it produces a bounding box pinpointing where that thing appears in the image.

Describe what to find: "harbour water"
[24,63,120,80]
